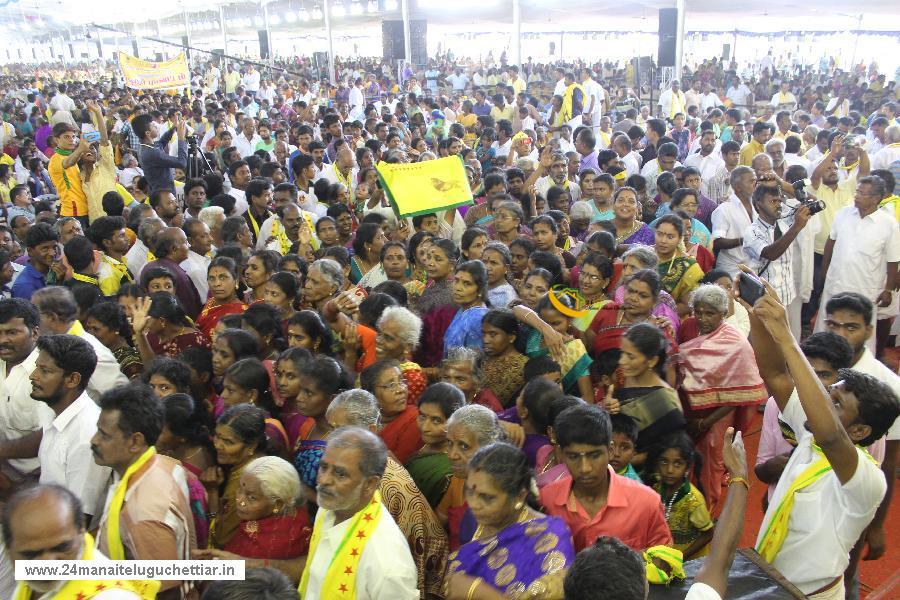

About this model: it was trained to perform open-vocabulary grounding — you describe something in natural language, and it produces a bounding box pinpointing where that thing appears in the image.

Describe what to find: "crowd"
[0,50,897,600]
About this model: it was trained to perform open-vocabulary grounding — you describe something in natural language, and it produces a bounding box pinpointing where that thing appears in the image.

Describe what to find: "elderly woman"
[676,284,768,515]
[679,270,750,341]
[437,404,503,551]
[441,346,503,412]
[301,258,344,312]
[360,359,422,464]
[325,389,450,599]
[444,444,574,600]
[194,456,311,576]
[375,306,428,404]
[612,245,681,337]
[443,260,490,356]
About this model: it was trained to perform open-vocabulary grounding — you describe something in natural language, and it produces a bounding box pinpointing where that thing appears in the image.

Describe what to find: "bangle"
[206,512,217,519]
[729,476,750,491]
[467,577,482,600]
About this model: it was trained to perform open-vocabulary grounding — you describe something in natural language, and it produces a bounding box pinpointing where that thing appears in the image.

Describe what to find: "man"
[132,113,187,194]
[826,88,851,118]
[684,79,703,113]
[183,178,207,220]
[33,334,110,521]
[299,427,418,599]
[640,141,680,197]
[580,67,604,132]
[613,134,640,177]
[744,185,812,339]
[91,383,196,599]
[181,218,212,301]
[540,403,671,552]
[575,129,600,173]
[508,66,526,96]
[32,286,128,399]
[320,140,357,202]
[640,118,667,166]
[4,485,156,600]
[89,216,133,297]
[770,81,798,112]
[140,228,203,320]
[740,121,774,166]
[744,274,899,599]
[725,76,752,110]
[765,138,788,179]
[871,124,900,172]
[149,188,181,227]
[446,68,469,93]
[657,79,686,119]
[325,391,448,599]
[11,223,58,300]
[530,150,581,203]
[685,129,727,200]
[47,122,89,224]
[711,166,758,277]
[125,216,165,282]
[234,118,261,159]
[701,82,721,114]
[243,178,274,247]
[241,64,260,97]
[227,160,252,216]
[817,176,899,349]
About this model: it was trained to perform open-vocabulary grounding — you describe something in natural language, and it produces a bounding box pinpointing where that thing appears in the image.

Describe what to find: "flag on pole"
[375,156,474,218]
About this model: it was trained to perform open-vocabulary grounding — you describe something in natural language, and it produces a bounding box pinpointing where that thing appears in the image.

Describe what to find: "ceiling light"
[350,2,363,15]
[269,14,281,25]
[285,12,296,23]
[299,9,311,21]
[332,4,346,17]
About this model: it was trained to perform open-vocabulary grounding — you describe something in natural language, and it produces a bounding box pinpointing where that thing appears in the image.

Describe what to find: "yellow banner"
[375,156,474,218]
[118,51,190,90]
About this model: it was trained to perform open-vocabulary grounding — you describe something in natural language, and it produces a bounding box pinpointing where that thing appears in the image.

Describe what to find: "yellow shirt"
[739,138,766,166]
[490,104,515,123]
[49,152,88,217]
[224,72,240,94]
[511,77,526,96]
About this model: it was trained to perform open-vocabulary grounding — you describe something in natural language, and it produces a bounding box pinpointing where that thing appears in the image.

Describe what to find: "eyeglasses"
[376,379,407,392]
[580,272,604,283]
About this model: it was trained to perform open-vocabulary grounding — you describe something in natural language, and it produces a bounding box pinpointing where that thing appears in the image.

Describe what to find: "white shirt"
[755,393,886,594]
[124,239,151,282]
[824,205,900,301]
[241,70,261,92]
[49,93,76,113]
[685,582,722,600]
[743,215,797,306]
[180,250,211,301]
[582,79,604,118]
[701,92,720,113]
[39,392,112,519]
[640,158,682,196]
[684,151,727,196]
[0,348,53,474]
[725,84,752,107]
[234,133,262,159]
[349,86,365,120]
[304,503,419,600]
[711,194,757,277]
[553,78,566,97]
[228,187,249,216]
[446,73,469,91]
[872,143,900,171]
[825,97,850,118]
[72,325,129,401]
[257,86,276,104]
[319,164,359,193]
[657,89,687,119]
[620,151,641,176]
[491,139,513,159]
[770,91,797,108]
[535,177,581,203]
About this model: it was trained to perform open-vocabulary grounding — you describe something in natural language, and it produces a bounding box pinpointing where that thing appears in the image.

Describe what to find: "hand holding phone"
[738,272,766,307]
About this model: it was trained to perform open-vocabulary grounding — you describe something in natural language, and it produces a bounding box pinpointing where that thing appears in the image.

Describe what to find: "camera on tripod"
[791,178,825,216]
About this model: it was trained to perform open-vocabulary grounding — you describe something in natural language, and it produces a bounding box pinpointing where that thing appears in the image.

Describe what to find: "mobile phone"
[738,272,766,306]
[83,131,100,143]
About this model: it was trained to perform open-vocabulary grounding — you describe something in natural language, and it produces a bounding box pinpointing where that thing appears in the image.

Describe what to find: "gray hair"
[32,286,78,322]
[376,306,422,349]
[730,165,754,187]
[137,217,165,247]
[765,138,785,151]
[447,404,502,447]
[442,346,484,385]
[690,284,729,314]
[803,124,820,138]
[885,124,900,144]
[198,206,225,231]
[482,241,511,266]
[53,216,79,236]
[326,389,380,429]
[243,456,302,508]
[752,153,773,169]
[327,426,387,479]
[310,258,345,290]
[621,244,658,269]
[496,200,525,224]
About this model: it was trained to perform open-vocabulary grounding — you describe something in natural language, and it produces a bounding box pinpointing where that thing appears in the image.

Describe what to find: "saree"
[381,458,449,599]
[405,451,453,509]
[400,361,428,405]
[436,476,467,551]
[444,305,489,356]
[483,351,528,408]
[294,419,327,488]
[658,255,704,301]
[210,462,246,548]
[612,288,681,338]
[147,330,210,357]
[223,508,313,559]
[379,405,423,464]
[615,386,685,452]
[196,300,248,339]
[525,330,592,395]
[622,223,656,245]
[181,462,210,550]
[415,279,456,368]
[446,514,575,599]
[572,299,610,333]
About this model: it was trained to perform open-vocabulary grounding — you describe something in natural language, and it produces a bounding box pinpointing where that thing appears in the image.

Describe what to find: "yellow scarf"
[106,447,156,560]
[669,90,685,117]
[298,490,384,598]
[12,534,160,600]
[644,545,685,585]
[561,83,587,124]
[756,444,877,563]
[247,209,273,241]
[333,164,355,204]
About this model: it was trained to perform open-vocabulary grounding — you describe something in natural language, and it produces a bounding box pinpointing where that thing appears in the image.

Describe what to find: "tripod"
[186,135,216,180]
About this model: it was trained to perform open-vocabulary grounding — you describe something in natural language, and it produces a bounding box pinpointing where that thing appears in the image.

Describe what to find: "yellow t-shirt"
[48,152,88,217]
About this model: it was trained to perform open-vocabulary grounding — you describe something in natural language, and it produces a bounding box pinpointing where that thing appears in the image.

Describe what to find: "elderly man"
[4,485,158,600]
[529,151,581,204]
[140,227,203,319]
[325,390,448,599]
[181,218,213,300]
[125,216,165,281]
[658,79,686,119]
[299,426,418,599]
[234,118,262,159]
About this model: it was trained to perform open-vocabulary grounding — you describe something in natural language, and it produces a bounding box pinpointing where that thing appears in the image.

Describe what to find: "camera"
[186,134,198,149]
[791,178,825,216]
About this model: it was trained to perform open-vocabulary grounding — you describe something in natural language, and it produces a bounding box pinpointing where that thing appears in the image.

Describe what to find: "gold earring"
[515,502,524,511]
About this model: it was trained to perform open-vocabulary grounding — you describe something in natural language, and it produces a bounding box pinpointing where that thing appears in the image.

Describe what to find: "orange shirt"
[48,152,88,217]
[539,467,672,552]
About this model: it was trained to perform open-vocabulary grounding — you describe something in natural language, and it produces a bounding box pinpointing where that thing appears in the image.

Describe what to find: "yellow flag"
[118,51,190,91]
[375,156,474,218]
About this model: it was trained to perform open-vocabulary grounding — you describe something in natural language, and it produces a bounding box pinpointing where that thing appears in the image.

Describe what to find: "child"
[535,395,582,488]
[482,242,518,308]
[647,432,714,560]
[481,307,528,408]
[221,357,288,457]
[522,354,562,387]
[609,414,642,482]
[501,378,560,468]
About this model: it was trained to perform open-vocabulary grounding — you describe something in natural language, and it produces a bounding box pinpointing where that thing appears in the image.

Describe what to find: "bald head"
[2,484,84,556]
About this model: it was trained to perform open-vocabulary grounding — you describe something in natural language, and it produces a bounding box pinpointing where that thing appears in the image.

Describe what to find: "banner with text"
[118,52,190,90]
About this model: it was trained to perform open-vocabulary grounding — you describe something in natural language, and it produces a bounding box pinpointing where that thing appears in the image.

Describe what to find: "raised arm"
[811,134,843,189]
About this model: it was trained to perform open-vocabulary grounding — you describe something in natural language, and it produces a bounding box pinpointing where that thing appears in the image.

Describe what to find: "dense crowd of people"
[0,50,897,600]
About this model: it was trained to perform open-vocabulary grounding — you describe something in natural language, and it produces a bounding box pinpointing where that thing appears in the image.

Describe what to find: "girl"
[197,257,248,339]
[443,260,489,356]
[508,238,534,286]
[285,310,334,355]
[654,215,704,317]
[350,223,388,285]
[211,329,259,407]
[480,308,527,408]
[276,254,308,294]
[243,250,279,304]
[221,358,288,457]
[482,242,517,308]
[513,292,594,402]
[573,252,613,334]
[241,303,286,362]
[531,215,575,270]
[262,271,299,323]
[647,432,714,560]
[84,302,143,379]
[115,283,145,324]
[460,227,488,262]
[273,347,313,449]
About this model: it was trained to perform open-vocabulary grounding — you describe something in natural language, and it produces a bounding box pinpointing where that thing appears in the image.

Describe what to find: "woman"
[677,210,715,273]
[202,404,267,549]
[508,238,535,287]
[444,443,574,599]
[676,284,767,515]
[241,302,286,363]
[490,201,525,246]
[680,270,750,339]
[572,252,613,334]
[654,215,704,316]
[481,308,528,409]
[261,271,298,326]
[243,250,278,305]
[444,260,490,356]
[518,268,553,311]
[285,310,334,355]
[360,359,423,464]
[156,393,213,548]
[350,222,388,285]
[611,186,655,246]
[197,257,248,339]
[668,188,712,250]
[195,456,312,570]
[378,241,411,287]
[415,238,460,368]
[211,329,259,403]
[220,358,289,456]
[84,302,143,379]
[603,323,685,466]
[437,404,503,551]
[131,293,210,364]
[612,245,680,337]
[460,227,488,261]
[375,306,427,405]
[531,216,575,272]
[301,258,344,313]
[405,383,466,510]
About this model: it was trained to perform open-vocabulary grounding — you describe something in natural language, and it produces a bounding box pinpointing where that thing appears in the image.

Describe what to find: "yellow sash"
[246,210,272,241]
[561,83,587,124]
[669,91,685,117]
[12,534,160,600]
[298,490,384,598]
[106,447,156,560]
[333,164,355,204]
[756,445,877,563]
[72,272,100,286]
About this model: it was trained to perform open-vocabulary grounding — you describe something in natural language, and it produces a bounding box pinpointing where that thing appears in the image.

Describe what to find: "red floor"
[738,408,900,599]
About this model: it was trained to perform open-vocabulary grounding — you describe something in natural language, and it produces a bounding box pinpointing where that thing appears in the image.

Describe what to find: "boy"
[609,414,642,482]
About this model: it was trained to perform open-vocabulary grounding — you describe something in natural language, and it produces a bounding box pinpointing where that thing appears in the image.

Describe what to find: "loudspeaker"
[722,43,731,62]
[132,40,139,57]
[182,35,190,60]
[258,29,269,59]
[658,8,677,67]
[382,19,427,65]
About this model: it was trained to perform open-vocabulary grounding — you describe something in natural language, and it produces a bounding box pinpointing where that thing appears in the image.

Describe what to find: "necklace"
[615,220,641,243]
[664,488,679,520]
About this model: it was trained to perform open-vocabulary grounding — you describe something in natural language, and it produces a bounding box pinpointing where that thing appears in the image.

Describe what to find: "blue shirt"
[11,262,46,300]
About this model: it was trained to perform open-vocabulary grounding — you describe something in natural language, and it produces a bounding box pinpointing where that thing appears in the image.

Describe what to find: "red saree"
[196,300,248,338]
[223,509,313,559]
[379,405,423,464]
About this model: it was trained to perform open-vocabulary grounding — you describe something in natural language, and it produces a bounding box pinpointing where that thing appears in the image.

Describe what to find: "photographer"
[132,112,187,194]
